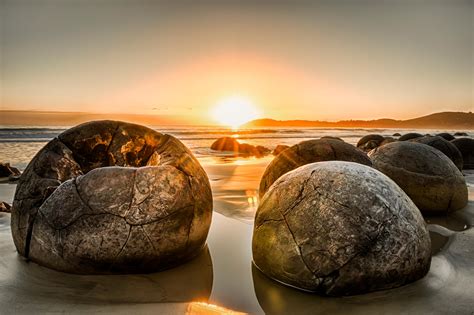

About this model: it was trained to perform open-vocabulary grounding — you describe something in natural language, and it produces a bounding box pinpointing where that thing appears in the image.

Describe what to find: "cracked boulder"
[252,161,431,296]
[369,142,467,214]
[11,120,213,274]
[259,139,372,199]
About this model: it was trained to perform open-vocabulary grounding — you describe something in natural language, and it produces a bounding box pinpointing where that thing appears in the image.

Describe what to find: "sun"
[211,96,260,129]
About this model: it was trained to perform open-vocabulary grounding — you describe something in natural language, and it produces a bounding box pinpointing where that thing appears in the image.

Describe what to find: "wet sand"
[0,163,473,314]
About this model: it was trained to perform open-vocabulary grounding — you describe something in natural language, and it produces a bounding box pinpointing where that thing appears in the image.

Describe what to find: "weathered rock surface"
[393,133,401,137]
[272,145,290,156]
[0,163,21,178]
[210,137,270,157]
[0,202,11,213]
[369,142,468,214]
[454,132,468,137]
[253,161,431,296]
[398,133,423,141]
[451,138,474,169]
[259,139,372,198]
[436,133,455,141]
[410,136,463,170]
[11,120,213,274]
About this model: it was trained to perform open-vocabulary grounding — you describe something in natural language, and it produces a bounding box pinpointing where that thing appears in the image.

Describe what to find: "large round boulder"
[11,120,213,274]
[399,133,423,141]
[451,138,474,169]
[258,139,372,198]
[410,136,463,170]
[253,161,431,296]
[369,142,467,214]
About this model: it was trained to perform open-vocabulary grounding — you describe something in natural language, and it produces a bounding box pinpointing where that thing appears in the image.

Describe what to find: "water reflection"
[186,302,246,314]
[202,157,270,222]
[0,214,213,306]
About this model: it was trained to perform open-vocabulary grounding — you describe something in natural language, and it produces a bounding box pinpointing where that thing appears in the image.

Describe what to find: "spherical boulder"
[253,161,431,296]
[451,138,474,169]
[410,136,463,170]
[356,134,385,148]
[12,120,213,274]
[436,133,455,141]
[210,137,239,152]
[369,142,468,214]
[398,133,423,141]
[259,139,372,198]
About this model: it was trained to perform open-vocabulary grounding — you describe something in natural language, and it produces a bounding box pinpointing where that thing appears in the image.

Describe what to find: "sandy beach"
[1,158,473,314]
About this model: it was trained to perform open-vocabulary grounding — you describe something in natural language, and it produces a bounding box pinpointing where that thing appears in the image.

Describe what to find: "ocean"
[1,125,472,170]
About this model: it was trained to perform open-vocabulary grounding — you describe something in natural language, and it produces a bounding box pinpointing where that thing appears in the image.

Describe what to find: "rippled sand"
[0,163,473,314]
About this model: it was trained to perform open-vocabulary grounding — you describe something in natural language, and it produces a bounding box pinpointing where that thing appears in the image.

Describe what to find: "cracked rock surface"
[11,120,212,274]
[259,139,372,199]
[252,161,431,296]
[369,142,468,214]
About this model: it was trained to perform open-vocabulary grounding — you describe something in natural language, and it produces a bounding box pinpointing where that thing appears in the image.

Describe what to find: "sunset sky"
[1,0,472,125]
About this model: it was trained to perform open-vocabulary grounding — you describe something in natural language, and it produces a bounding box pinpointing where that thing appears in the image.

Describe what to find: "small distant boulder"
[357,135,386,152]
[210,137,240,152]
[356,134,385,148]
[410,136,463,170]
[210,137,270,157]
[436,133,455,141]
[369,142,468,214]
[0,163,21,178]
[272,145,290,156]
[451,138,474,169]
[398,133,423,141]
[454,132,468,137]
[0,201,11,213]
[393,133,401,137]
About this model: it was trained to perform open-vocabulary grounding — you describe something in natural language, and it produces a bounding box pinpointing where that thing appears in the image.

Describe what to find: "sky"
[1,0,473,124]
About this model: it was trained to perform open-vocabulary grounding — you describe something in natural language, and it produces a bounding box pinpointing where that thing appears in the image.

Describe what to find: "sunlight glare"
[211,96,260,129]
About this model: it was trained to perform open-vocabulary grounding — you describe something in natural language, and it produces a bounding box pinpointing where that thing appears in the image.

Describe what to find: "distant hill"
[242,112,474,130]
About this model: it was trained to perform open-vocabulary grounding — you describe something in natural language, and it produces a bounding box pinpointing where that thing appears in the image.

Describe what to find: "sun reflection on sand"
[186,302,247,314]
[246,190,259,211]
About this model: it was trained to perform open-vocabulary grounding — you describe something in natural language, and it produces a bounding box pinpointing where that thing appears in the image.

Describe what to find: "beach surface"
[0,162,473,314]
